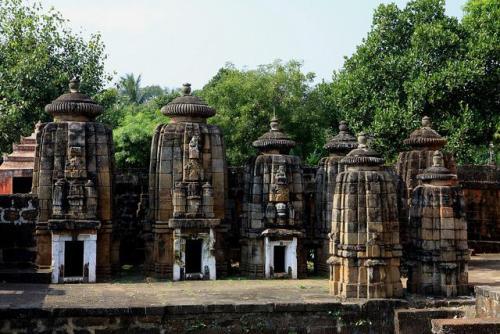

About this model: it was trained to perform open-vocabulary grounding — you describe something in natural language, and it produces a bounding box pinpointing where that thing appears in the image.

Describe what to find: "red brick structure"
[0,127,38,194]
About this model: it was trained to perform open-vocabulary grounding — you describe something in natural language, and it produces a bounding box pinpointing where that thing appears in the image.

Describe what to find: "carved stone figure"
[189,135,200,159]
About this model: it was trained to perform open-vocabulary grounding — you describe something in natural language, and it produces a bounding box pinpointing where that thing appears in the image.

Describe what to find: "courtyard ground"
[0,254,497,309]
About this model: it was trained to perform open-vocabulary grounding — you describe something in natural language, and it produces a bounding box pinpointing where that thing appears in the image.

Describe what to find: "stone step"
[395,307,470,334]
[2,155,34,162]
[12,143,36,151]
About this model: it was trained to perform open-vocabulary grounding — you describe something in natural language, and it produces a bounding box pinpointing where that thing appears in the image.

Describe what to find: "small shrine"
[314,121,357,274]
[329,133,403,298]
[0,126,38,194]
[407,151,469,296]
[32,78,114,283]
[240,116,305,278]
[148,83,227,280]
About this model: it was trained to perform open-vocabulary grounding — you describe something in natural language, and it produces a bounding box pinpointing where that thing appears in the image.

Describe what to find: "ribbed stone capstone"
[45,77,103,121]
[161,83,215,120]
[329,133,403,299]
[396,116,457,193]
[323,121,358,154]
[252,117,296,154]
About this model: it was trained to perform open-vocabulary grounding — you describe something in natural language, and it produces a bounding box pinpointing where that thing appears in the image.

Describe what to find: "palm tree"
[118,73,144,104]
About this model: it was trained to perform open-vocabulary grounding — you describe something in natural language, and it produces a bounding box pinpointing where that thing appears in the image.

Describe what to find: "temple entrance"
[185,239,202,274]
[12,176,32,193]
[274,245,286,273]
[64,241,84,277]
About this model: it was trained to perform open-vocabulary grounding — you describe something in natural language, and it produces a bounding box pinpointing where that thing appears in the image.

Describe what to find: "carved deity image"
[189,135,200,160]
[270,165,290,202]
[65,146,86,178]
[184,159,204,182]
[52,178,67,217]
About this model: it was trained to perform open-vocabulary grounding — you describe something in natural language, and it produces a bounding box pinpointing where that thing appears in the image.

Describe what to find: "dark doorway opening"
[185,239,202,274]
[13,177,32,194]
[274,246,286,273]
[64,241,84,277]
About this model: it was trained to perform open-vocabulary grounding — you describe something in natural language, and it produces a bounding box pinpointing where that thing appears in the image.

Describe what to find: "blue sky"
[39,0,468,89]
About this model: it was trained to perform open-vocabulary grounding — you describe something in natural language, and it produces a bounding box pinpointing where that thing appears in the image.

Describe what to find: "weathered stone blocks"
[148,83,228,280]
[407,151,469,297]
[241,117,306,278]
[32,78,114,283]
[329,133,403,299]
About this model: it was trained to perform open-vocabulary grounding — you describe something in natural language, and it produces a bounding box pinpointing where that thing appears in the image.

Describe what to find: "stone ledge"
[431,318,500,334]
[0,299,409,319]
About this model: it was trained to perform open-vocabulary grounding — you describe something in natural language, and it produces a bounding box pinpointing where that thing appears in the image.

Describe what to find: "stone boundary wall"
[0,300,406,334]
[112,168,149,269]
[457,165,500,251]
[0,194,38,268]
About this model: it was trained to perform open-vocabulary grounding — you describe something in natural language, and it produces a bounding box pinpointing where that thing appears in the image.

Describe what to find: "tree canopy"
[326,0,499,164]
[201,60,331,165]
[0,0,109,154]
[0,0,497,169]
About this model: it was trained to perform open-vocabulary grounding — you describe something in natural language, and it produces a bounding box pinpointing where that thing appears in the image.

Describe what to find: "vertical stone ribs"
[407,151,469,297]
[329,133,403,298]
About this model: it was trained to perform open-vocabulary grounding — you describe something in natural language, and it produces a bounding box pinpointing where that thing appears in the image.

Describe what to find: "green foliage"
[112,104,167,168]
[200,60,331,165]
[0,0,109,154]
[112,90,179,168]
[325,0,499,164]
[118,73,144,104]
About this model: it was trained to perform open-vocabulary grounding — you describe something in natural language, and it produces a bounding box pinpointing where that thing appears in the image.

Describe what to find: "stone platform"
[0,279,475,334]
[0,254,497,333]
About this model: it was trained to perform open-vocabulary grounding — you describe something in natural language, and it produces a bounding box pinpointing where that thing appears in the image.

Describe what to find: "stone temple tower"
[315,121,357,275]
[241,116,305,279]
[329,133,403,298]
[407,151,469,297]
[396,116,456,269]
[33,78,114,283]
[148,83,227,280]
[396,116,457,196]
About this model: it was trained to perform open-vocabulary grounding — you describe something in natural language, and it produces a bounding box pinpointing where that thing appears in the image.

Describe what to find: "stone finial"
[181,83,192,96]
[422,116,431,127]
[69,77,81,93]
[357,132,368,149]
[417,150,456,182]
[252,115,295,153]
[270,116,280,131]
[432,150,444,168]
[339,121,348,132]
[403,116,446,148]
[489,142,495,165]
[341,132,384,166]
